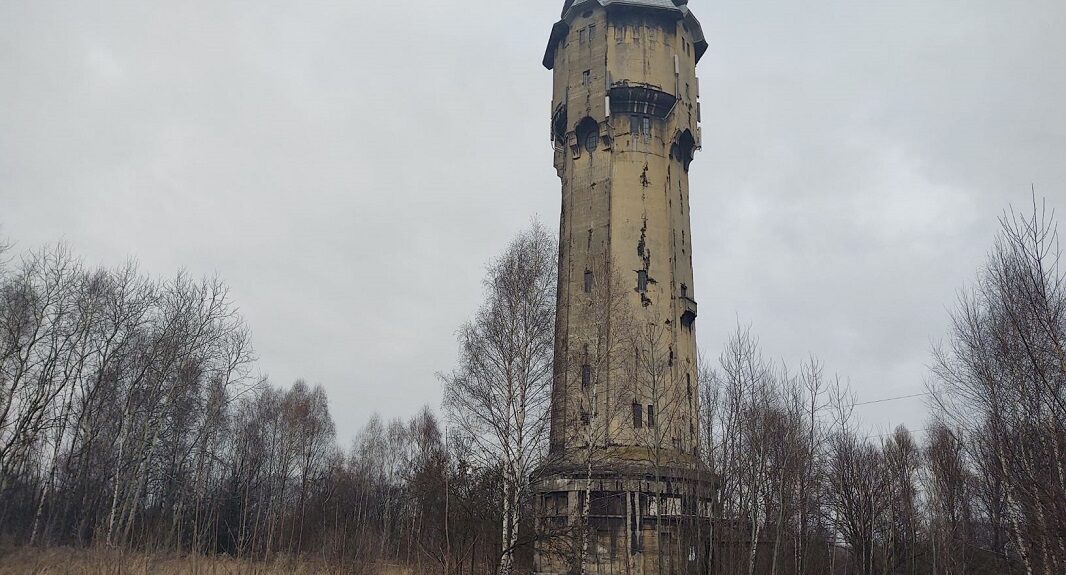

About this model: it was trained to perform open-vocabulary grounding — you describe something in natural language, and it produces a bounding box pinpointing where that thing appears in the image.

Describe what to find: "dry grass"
[0,547,414,575]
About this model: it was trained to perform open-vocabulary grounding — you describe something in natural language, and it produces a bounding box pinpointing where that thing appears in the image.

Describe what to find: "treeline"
[700,200,1064,575]
[0,242,508,573]
[0,198,1063,575]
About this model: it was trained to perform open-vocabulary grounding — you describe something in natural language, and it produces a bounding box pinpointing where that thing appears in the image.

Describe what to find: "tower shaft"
[535,1,715,574]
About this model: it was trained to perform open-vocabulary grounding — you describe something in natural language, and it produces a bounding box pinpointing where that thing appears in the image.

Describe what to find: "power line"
[853,392,929,407]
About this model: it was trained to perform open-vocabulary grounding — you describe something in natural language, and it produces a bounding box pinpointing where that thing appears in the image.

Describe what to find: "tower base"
[532,456,717,575]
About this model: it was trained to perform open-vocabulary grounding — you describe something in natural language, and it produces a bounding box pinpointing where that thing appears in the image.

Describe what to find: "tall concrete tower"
[534,0,715,573]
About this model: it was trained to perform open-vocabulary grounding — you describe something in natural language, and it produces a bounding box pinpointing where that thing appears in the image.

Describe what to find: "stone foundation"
[533,461,716,575]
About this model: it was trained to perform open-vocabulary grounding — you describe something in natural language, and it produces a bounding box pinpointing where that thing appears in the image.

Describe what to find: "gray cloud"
[2,0,1064,442]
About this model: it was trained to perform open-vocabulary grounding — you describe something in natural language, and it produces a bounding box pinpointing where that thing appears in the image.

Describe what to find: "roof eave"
[544,21,570,69]
[544,0,707,70]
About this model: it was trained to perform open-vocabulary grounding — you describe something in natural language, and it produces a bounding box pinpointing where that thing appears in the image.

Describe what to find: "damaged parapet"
[535,0,714,573]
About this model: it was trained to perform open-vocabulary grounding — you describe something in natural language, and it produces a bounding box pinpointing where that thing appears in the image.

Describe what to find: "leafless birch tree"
[442,222,556,575]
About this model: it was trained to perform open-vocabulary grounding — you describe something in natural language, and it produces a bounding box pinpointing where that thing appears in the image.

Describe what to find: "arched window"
[575,117,599,155]
[673,130,697,171]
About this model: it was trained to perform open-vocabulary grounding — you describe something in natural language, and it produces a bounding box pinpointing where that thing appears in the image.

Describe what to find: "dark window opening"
[680,283,688,297]
[647,405,655,428]
[552,107,568,147]
[582,69,591,86]
[630,115,651,143]
[676,130,696,171]
[584,269,593,293]
[581,409,590,426]
[576,117,599,155]
[636,270,648,292]
[590,492,625,516]
[544,493,568,516]
[588,24,596,40]
[632,403,643,428]
[585,130,598,152]
[579,28,587,44]
[581,363,591,388]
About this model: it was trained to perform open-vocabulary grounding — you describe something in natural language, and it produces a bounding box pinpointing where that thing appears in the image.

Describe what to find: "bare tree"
[922,421,973,575]
[932,197,1066,575]
[824,429,890,575]
[442,222,557,575]
[881,426,921,575]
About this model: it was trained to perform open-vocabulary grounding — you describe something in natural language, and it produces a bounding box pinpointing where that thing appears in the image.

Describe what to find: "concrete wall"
[548,3,703,463]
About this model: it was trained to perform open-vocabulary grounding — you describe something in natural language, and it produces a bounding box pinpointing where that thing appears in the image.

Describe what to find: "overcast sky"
[2,0,1064,444]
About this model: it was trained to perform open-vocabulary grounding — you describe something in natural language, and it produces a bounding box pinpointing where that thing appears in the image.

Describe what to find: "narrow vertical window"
[582,70,591,86]
[632,403,643,428]
[642,117,651,143]
[581,363,591,388]
[588,24,596,41]
[647,405,655,428]
[579,28,587,44]
[630,115,639,135]
[636,270,648,292]
[584,269,593,293]
[581,409,590,425]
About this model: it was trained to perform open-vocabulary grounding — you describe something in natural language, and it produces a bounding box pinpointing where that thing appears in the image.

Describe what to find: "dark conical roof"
[544,0,707,69]
[560,0,689,18]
